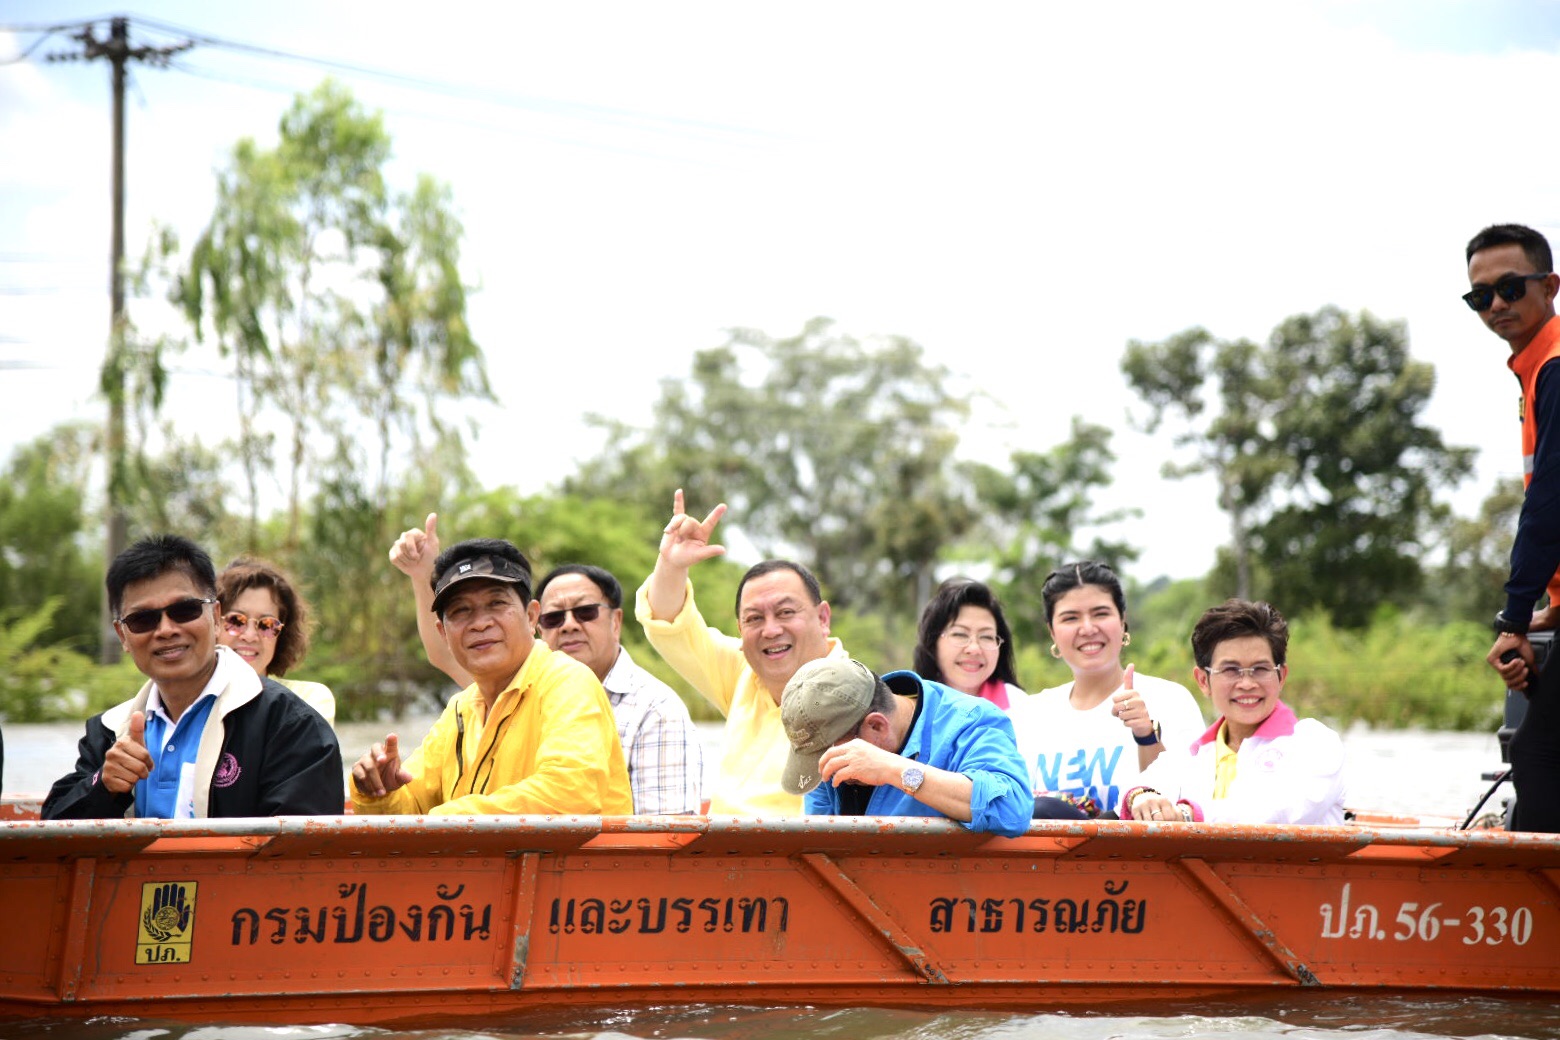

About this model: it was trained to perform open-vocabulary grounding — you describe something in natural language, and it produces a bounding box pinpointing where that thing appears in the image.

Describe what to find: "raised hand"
[1111,663,1154,740]
[101,710,155,794]
[658,489,728,571]
[389,512,442,583]
[351,733,414,798]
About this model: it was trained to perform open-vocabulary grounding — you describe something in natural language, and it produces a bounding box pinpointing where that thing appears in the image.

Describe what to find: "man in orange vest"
[1470,223,1560,833]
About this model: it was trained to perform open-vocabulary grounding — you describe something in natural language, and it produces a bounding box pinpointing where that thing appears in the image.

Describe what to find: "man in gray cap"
[779,658,1032,836]
[351,538,633,816]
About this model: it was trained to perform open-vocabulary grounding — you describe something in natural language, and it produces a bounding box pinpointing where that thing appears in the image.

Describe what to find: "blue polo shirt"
[137,690,219,819]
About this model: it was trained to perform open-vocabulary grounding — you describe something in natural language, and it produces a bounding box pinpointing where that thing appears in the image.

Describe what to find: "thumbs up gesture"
[102,710,155,794]
[389,512,442,583]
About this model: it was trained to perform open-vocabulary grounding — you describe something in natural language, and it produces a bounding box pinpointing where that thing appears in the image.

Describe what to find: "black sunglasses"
[116,597,216,634]
[1463,273,1551,312]
[537,602,607,630]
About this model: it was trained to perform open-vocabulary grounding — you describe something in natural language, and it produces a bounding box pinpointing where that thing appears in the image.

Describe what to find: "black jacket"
[42,656,343,820]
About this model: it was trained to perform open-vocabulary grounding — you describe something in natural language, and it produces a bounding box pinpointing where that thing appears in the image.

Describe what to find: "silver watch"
[901,764,925,795]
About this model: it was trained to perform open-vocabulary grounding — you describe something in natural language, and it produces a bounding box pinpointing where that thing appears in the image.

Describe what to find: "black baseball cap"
[430,551,533,614]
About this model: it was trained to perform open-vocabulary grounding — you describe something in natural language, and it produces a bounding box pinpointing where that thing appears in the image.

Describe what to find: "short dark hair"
[1191,598,1289,669]
[735,559,823,617]
[535,564,623,609]
[1041,560,1128,627]
[107,534,216,617]
[912,577,1018,688]
[431,538,533,616]
[217,557,312,677]
[1466,223,1554,273]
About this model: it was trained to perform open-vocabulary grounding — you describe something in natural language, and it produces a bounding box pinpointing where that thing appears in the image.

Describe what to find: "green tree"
[568,317,976,618]
[0,425,102,651]
[965,416,1137,637]
[181,79,491,549]
[1432,477,1524,625]
[1124,307,1475,628]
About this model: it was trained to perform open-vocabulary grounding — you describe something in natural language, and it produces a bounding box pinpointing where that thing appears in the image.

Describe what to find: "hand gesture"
[352,734,414,798]
[1110,664,1154,741]
[658,489,727,571]
[101,710,154,794]
[389,512,442,584]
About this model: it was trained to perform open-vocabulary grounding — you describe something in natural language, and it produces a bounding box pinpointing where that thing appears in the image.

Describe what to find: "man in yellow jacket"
[352,538,633,815]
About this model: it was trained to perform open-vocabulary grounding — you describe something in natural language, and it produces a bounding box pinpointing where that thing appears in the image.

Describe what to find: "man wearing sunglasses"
[387,516,703,814]
[43,535,343,820]
[636,490,848,816]
[353,537,633,816]
[1470,223,1560,833]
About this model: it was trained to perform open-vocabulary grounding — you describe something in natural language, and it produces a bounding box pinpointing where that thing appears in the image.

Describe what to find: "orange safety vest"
[1508,315,1560,609]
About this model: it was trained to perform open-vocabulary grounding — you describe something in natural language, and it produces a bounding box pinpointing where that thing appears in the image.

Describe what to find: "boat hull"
[1,814,1556,1026]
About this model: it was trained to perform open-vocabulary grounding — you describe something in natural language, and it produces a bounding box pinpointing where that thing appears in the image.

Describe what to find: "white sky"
[4,1,1560,583]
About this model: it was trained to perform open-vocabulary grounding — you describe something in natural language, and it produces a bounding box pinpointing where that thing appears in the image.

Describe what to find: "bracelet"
[1126,787,1158,818]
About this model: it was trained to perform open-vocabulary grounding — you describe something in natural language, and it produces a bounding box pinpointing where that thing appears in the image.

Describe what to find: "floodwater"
[4,725,1553,1040]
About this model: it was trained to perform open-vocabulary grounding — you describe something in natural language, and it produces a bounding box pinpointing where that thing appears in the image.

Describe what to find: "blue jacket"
[803,670,1033,836]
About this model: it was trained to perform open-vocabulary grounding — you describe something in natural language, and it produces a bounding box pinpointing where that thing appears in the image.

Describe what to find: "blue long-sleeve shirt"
[803,670,1034,837]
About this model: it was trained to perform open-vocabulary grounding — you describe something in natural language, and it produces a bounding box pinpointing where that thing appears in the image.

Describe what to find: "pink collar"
[1191,699,1298,749]
[977,678,1010,711]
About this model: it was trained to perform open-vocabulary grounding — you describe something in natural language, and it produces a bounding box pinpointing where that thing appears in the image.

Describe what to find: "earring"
[1122,632,1132,648]
[1050,643,1061,658]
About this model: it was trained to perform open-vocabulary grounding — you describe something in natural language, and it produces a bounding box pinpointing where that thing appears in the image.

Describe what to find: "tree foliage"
[181,80,491,548]
[568,317,977,618]
[1123,307,1475,628]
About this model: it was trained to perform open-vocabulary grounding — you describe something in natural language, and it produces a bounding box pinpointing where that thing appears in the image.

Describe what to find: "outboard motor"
[1496,628,1552,762]
[1482,629,1553,829]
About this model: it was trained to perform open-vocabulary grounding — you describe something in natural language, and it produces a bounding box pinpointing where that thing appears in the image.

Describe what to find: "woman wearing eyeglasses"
[912,578,1026,710]
[1123,599,1345,825]
[1007,561,1205,819]
[215,559,336,726]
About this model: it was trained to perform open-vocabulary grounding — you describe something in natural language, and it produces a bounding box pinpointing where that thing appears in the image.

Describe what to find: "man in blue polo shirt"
[779,657,1032,836]
[44,535,342,820]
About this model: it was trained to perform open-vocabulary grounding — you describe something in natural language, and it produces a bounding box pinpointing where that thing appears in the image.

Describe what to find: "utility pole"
[47,18,191,662]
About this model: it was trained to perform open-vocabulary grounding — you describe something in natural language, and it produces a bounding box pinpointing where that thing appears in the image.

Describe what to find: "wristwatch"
[901,764,926,796]
[1133,721,1162,747]
[1493,611,1530,636]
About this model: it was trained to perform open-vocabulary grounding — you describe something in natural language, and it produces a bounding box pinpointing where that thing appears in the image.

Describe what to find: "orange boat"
[0,812,1556,1027]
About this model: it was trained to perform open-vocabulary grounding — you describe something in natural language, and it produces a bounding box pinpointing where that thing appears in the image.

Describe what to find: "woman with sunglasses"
[215,559,336,726]
[1007,561,1204,819]
[911,578,1026,710]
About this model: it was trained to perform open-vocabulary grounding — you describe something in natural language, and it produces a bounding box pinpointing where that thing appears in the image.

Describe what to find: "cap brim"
[430,573,527,614]
[779,745,827,795]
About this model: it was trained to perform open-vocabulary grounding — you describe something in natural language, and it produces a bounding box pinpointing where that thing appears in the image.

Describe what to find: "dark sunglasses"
[537,602,607,630]
[222,611,286,638]
[116,597,216,635]
[1463,273,1551,312]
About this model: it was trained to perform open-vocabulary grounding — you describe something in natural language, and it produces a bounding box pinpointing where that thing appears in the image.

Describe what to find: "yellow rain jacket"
[353,642,632,815]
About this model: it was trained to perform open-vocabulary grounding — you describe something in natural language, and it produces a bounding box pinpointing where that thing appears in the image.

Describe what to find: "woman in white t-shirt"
[1008,561,1203,818]
[912,578,1027,711]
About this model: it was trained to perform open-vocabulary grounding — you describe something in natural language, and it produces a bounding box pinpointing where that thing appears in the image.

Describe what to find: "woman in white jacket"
[1124,599,1346,826]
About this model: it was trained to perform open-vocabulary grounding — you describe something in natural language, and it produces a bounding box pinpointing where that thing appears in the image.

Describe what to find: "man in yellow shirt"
[352,538,632,815]
[636,490,847,815]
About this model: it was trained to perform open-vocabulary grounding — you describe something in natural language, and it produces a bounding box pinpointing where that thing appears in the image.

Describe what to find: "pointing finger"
[672,488,685,519]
